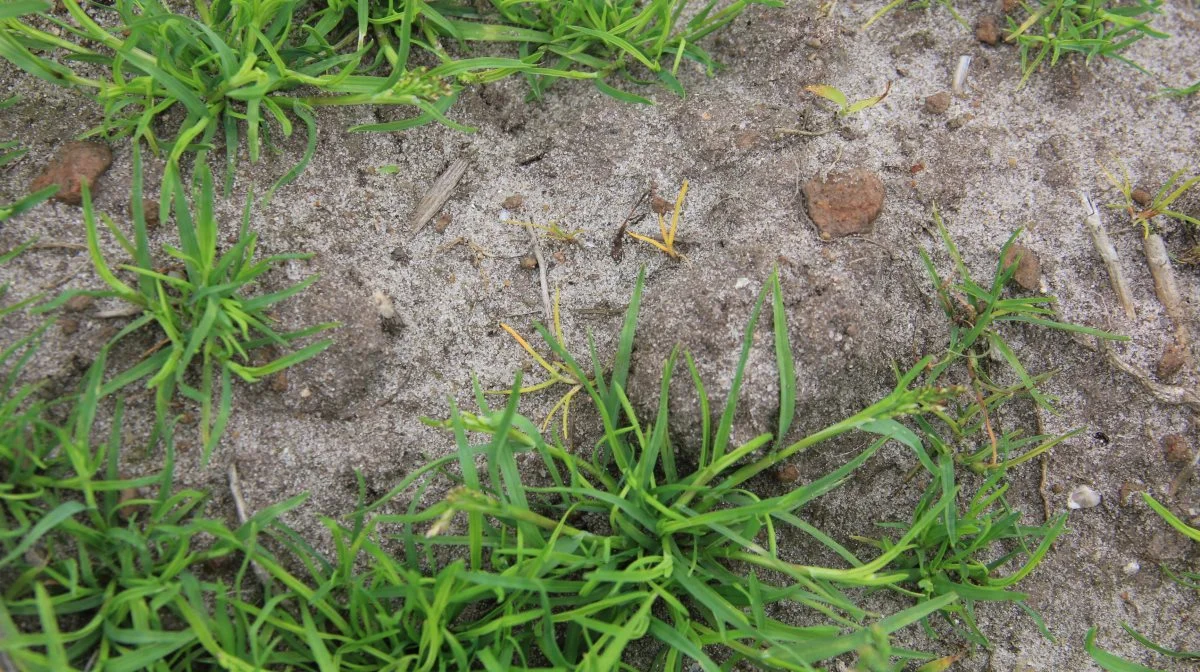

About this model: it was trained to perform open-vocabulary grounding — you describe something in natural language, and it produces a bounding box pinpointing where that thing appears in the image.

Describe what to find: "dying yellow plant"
[507,218,585,245]
[497,287,591,441]
[627,180,688,259]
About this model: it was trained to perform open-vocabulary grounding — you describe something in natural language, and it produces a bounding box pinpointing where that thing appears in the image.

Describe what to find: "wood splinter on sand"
[409,158,469,235]
[1142,232,1191,353]
[1080,191,1136,320]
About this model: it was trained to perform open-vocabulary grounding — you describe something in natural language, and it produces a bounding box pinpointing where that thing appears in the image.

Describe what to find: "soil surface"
[2,0,1200,668]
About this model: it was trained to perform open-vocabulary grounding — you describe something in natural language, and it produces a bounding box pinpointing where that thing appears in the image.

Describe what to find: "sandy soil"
[2,0,1199,668]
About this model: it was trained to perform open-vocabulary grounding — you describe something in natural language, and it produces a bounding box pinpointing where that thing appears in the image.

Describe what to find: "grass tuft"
[39,145,335,465]
[1005,0,1169,89]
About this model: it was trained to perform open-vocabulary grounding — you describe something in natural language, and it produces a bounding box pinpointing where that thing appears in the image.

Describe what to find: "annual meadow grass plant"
[0,216,1130,668]
[1005,0,1169,89]
[37,146,335,465]
[0,0,776,192]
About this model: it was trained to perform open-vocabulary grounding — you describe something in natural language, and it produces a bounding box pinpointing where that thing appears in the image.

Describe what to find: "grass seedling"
[805,82,892,117]
[1159,80,1200,98]
[1101,159,1200,235]
[50,146,335,463]
[627,179,688,259]
[862,0,966,29]
[0,0,558,194]
[1005,0,1169,90]
[498,287,591,439]
[420,268,969,669]
[508,218,585,245]
[1,0,780,190]
[920,209,1126,465]
[1082,493,1200,669]
[0,96,57,220]
[359,0,784,104]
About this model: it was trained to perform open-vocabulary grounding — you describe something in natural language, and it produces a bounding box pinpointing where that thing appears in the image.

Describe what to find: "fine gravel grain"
[2,0,1199,668]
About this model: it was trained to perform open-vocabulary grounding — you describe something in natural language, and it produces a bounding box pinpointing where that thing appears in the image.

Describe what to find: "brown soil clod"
[975,15,1002,45]
[1131,188,1152,207]
[502,194,524,210]
[775,464,801,483]
[924,91,952,115]
[134,198,160,228]
[801,169,885,240]
[30,140,113,205]
[1157,341,1187,380]
[1001,243,1042,291]
[64,294,94,313]
[1163,434,1192,464]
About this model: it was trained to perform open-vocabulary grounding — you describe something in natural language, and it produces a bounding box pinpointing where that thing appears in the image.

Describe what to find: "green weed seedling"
[417,268,968,670]
[1005,0,1169,90]
[845,213,1125,650]
[1159,80,1200,98]
[805,82,892,118]
[1101,159,1200,236]
[508,218,586,245]
[43,146,335,464]
[354,0,784,105]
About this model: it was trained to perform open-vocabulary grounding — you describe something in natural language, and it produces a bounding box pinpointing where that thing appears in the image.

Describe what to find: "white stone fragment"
[1068,485,1101,510]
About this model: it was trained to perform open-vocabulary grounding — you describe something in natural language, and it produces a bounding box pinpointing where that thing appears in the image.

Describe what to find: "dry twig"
[228,463,272,588]
[409,158,469,235]
[1080,192,1137,320]
[527,227,551,324]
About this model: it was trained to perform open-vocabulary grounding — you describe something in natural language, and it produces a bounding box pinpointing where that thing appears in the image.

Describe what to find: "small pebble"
[1157,341,1187,380]
[1123,560,1140,576]
[59,318,79,335]
[924,91,952,115]
[1068,485,1101,510]
[520,255,538,270]
[434,213,452,233]
[1163,434,1192,464]
[372,290,396,320]
[390,246,409,263]
[300,387,312,399]
[975,15,1001,45]
[1131,188,1152,207]
[64,294,94,312]
[775,464,801,483]
[133,198,160,228]
[947,113,975,130]
[1001,244,1042,291]
[270,371,289,393]
[502,194,524,210]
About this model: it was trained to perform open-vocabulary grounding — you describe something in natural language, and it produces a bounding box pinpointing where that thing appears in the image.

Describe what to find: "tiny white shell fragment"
[372,290,396,320]
[1123,561,1140,576]
[1068,485,1101,510]
[952,55,972,96]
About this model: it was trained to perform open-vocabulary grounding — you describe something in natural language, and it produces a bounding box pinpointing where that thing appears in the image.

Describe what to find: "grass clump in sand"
[0,0,776,191]
[1005,0,1169,89]
[47,146,335,464]
[0,225,1128,668]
